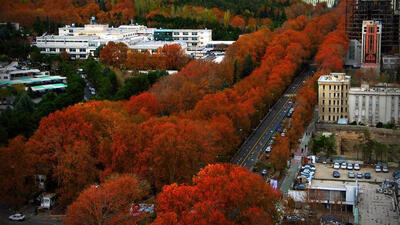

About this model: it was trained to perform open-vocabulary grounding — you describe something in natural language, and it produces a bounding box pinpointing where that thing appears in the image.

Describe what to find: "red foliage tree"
[152,163,281,225]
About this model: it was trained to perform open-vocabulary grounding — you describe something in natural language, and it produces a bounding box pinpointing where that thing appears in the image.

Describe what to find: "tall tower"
[361,20,382,70]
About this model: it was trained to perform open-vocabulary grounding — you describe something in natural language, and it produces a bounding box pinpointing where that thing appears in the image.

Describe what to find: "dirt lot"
[314,163,393,183]
[315,125,400,162]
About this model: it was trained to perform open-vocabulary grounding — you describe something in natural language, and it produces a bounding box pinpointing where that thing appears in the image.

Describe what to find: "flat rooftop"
[318,73,350,83]
[0,76,66,86]
[30,83,67,92]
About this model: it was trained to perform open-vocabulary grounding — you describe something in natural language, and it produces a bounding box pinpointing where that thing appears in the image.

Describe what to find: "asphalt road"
[231,65,313,169]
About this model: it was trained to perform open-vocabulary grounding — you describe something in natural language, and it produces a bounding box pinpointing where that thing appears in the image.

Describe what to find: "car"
[348,171,355,178]
[354,164,360,170]
[347,163,353,170]
[383,165,389,173]
[8,213,25,221]
[365,172,371,179]
[375,165,382,172]
[261,169,267,176]
[341,162,347,169]
[333,162,340,169]
[333,171,340,178]
[393,170,400,179]
[281,132,286,137]
[265,146,272,153]
[357,172,363,178]
[293,183,306,190]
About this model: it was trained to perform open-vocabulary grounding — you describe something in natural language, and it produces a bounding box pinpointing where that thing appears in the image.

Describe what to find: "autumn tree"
[0,136,36,208]
[152,163,281,225]
[100,41,128,69]
[64,174,150,225]
[269,136,290,172]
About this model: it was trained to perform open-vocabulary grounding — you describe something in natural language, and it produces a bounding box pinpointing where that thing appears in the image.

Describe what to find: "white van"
[41,193,57,210]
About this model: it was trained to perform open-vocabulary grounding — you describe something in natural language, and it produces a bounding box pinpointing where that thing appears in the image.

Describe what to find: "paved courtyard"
[358,182,399,225]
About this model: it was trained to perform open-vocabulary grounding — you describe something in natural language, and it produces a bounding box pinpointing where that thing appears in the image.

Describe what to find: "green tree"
[241,54,254,78]
[311,133,336,157]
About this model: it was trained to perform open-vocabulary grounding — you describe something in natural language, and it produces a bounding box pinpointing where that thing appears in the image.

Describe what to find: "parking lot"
[314,163,393,183]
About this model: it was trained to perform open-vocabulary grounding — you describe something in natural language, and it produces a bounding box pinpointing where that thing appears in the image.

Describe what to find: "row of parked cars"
[332,170,371,179]
[333,162,360,170]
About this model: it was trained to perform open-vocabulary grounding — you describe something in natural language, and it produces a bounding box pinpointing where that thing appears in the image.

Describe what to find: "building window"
[173,32,179,35]
[50,48,56,52]
[173,37,178,40]
[60,48,65,52]
[192,37,198,41]
[70,48,76,52]
[183,37,188,40]
[192,32,197,35]
[80,48,86,52]
[183,32,188,35]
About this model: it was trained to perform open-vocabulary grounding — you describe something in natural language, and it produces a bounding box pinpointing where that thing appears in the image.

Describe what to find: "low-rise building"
[348,83,400,125]
[318,73,351,123]
[302,0,336,7]
[35,22,212,58]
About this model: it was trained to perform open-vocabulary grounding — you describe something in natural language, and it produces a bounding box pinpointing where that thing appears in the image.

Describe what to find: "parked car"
[357,172,363,178]
[293,183,306,190]
[8,213,25,221]
[347,163,353,170]
[383,165,389,173]
[341,162,347,169]
[375,165,382,172]
[354,164,360,170]
[333,171,340,178]
[265,146,272,153]
[365,172,371,179]
[333,162,340,169]
[348,171,355,178]
[393,170,400,179]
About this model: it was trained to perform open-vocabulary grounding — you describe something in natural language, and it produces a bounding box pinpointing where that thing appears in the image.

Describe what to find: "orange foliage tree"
[0,136,36,207]
[152,163,281,225]
[64,174,149,225]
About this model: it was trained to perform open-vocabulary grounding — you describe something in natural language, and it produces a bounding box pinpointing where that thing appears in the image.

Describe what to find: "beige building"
[318,72,351,123]
[348,83,400,125]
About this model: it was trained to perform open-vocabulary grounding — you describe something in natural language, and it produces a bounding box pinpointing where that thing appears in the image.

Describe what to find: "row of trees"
[0,2,348,224]
[281,1,349,171]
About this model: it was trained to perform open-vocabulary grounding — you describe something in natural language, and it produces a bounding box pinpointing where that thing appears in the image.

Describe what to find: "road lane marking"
[239,97,291,166]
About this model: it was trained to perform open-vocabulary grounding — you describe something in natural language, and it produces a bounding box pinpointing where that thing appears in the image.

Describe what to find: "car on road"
[347,163,353,170]
[333,171,340,178]
[383,165,389,173]
[265,146,272,153]
[348,171,355,178]
[261,169,267,176]
[357,172,363,178]
[375,165,382,172]
[333,162,340,169]
[364,172,371,179]
[9,213,25,221]
[354,164,360,170]
[341,162,347,169]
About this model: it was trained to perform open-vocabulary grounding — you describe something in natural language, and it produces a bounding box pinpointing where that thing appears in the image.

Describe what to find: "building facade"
[35,23,212,59]
[318,73,351,123]
[302,0,336,7]
[361,20,382,70]
[345,39,362,68]
[348,84,400,125]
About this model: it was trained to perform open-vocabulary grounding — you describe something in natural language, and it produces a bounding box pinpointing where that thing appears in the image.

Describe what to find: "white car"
[375,165,382,172]
[354,164,360,170]
[265,146,272,153]
[341,162,347,169]
[347,163,353,170]
[9,213,25,221]
[333,162,340,169]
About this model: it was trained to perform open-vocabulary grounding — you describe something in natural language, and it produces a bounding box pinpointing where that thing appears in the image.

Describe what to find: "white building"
[302,0,336,7]
[348,83,400,125]
[35,23,211,59]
